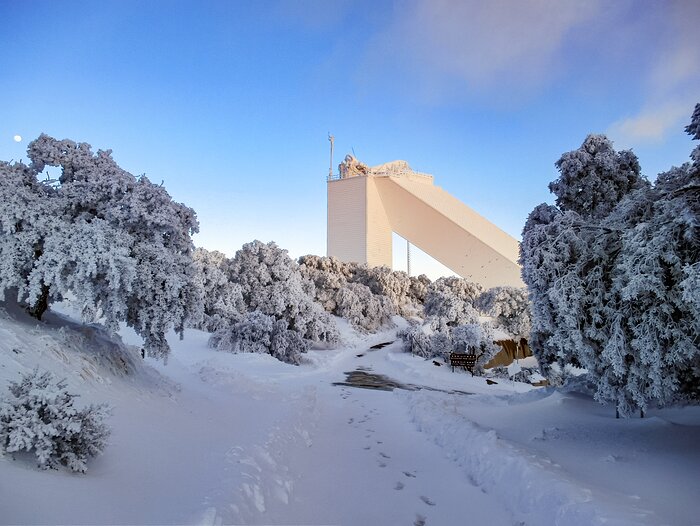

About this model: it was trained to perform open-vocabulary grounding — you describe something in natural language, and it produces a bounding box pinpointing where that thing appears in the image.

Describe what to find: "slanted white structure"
[327,155,523,288]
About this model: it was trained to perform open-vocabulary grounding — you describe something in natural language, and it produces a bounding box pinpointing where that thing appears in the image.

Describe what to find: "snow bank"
[0,301,166,396]
[401,390,641,526]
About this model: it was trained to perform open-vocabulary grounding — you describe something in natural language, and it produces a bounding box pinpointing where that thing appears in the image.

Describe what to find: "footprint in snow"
[363,446,371,450]
[414,514,427,526]
[378,461,387,468]
[404,471,417,478]
[394,481,404,490]
[420,496,436,506]
[379,452,390,459]
[348,418,354,424]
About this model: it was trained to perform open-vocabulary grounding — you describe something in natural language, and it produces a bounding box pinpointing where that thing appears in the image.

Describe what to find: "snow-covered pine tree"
[521,108,700,416]
[209,310,309,365]
[298,255,395,331]
[477,286,531,340]
[229,241,339,345]
[602,153,700,414]
[0,135,200,358]
[549,134,647,219]
[0,369,111,473]
[424,277,482,327]
[191,247,246,332]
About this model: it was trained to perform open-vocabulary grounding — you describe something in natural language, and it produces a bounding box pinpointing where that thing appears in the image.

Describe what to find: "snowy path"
[2,313,699,525]
[226,377,513,525]
[160,335,516,525]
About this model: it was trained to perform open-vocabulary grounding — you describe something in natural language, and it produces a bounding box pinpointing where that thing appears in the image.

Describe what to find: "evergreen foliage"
[521,108,700,416]
[399,277,502,373]
[209,310,309,365]
[191,248,245,332]
[477,286,531,340]
[0,369,111,473]
[0,135,199,358]
[298,255,395,331]
[298,255,427,319]
[229,241,339,345]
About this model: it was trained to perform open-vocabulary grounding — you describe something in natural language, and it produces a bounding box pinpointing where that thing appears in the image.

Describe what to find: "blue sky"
[1,0,699,278]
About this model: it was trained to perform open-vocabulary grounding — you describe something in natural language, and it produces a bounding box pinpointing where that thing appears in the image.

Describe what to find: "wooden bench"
[449,353,478,376]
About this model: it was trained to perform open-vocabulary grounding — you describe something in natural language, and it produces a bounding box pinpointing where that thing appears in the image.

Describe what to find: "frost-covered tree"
[229,241,338,344]
[477,287,532,340]
[408,273,431,305]
[687,102,700,164]
[191,247,245,332]
[298,255,353,312]
[298,255,394,331]
[0,135,200,358]
[209,310,308,365]
[0,369,111,472]
[452,323,500,373]
[521,108,700,416]
[334,282,394,332]
[354,266,417,316]
[549,134,647,219]
[478,286,531,340]
[599,160,700,414]
[424,277,482,326]
[399,276,496,371]
[399,323,451,360]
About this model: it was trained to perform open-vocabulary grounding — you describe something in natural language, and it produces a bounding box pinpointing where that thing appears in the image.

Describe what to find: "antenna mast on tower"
[407,239,411,277]
[328,133,335,179]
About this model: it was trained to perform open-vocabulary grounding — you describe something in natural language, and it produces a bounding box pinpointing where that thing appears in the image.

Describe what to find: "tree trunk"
[27,284,50,321]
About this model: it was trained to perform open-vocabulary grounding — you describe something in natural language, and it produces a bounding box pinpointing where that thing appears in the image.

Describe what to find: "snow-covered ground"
[1,304,699,525]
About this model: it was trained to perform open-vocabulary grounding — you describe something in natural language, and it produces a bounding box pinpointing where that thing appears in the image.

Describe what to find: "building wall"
[327,173,523,288]
[365,177,392,268]
[327,176,367,264]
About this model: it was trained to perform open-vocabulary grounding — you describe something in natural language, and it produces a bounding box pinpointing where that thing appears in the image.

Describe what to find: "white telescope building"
[327,155,523,288]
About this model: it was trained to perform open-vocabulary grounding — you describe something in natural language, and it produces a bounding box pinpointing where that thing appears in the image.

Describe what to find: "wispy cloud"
[607,1,700,146]
[359,0,601,102]
[608,101,693,145]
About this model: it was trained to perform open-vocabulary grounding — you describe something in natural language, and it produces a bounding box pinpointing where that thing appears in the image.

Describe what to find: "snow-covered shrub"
[334,282,394,332]
[477,286,531,340]
[408,273,431,305]
[399,316,497,369]
[191,247,245,332]
[229,241,339,345]
[298,255,351,312]
[298,255,394,331]
[209,310,309,365]
[488,364,541,384]
[452,323,500,373]
[299,255,423,328]
[521,112,700,416]
[424,277,482,326]
[398,276,496,371]
[0,135,200,358]
[399,323,451,360]
[0,369,110,473]
[353,265,428,317]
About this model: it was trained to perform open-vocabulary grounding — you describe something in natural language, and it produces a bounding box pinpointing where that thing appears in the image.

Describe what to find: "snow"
[1,302,699,525]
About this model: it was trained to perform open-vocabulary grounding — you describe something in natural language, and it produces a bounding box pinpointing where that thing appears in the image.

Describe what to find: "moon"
[13,135,22,142]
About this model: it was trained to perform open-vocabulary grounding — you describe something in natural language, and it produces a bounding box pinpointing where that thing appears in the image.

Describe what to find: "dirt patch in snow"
[334,370,472,395]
